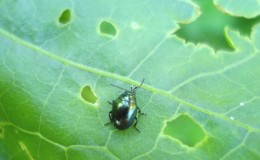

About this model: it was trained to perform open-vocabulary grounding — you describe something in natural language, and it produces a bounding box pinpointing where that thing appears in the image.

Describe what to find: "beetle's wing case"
[106,79,145,131]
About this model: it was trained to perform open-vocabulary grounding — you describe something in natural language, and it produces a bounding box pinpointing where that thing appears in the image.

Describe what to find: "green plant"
[0,0,259,159]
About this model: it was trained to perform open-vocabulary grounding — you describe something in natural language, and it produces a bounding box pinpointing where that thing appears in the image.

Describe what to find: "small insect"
[105,79,146,132]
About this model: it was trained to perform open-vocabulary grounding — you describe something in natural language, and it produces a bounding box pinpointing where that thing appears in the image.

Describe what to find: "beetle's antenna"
[133,78,144,91]
[110,84,128,91]
[111,79,144,91]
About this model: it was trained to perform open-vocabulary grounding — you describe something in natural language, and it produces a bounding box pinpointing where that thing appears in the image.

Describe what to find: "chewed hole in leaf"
[164,114,206,147]
[81,85,97,104]
[59,9,71,24]
[99,21,117,37]
[174,0,260,51]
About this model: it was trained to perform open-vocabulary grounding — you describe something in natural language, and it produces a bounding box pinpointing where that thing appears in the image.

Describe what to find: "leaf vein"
[219,131,250,160]
[170,53,255,93]
[38,67,65,132]
[0,28,259,132]
[127,36,168,77]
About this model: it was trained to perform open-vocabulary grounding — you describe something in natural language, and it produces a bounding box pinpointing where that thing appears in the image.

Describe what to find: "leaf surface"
[0,0,259,159]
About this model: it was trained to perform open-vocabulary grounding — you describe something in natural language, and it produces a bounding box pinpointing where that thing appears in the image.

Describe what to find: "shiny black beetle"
[105,79,146,132]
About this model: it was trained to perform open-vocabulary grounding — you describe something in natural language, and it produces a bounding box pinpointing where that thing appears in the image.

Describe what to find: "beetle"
[105,79,146,132]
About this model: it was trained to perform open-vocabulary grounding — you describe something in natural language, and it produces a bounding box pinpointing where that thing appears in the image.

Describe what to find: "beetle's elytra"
[105,79,146,132]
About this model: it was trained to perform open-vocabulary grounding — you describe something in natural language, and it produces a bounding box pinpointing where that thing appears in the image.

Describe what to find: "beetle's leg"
[107,101,113,105]
[137,107,146,115]
[108,111,112,120]
[105,111,112,126]
[134,117,140,132]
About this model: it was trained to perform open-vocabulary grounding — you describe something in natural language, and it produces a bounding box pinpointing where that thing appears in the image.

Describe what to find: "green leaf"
[0,0,259,160]
[214,0,260,18]
[175,0,260,51]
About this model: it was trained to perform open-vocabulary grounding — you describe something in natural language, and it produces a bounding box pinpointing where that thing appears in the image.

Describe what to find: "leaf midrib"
[0,27,258,132]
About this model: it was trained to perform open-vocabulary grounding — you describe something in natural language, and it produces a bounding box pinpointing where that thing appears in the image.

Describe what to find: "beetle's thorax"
[125,91,137,107]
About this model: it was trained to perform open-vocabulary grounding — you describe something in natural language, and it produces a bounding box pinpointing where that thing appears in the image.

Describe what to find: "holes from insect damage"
[99,20,117,37]
[174,0,260,51]
[81,85,97,104]
[59,9,71,24]
[163,114,206,147]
